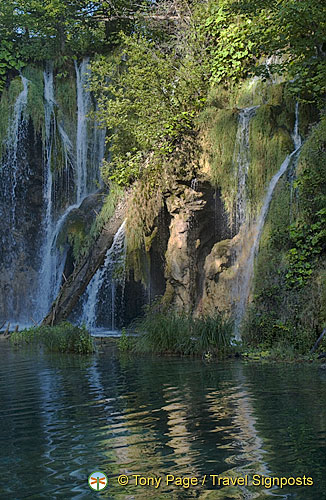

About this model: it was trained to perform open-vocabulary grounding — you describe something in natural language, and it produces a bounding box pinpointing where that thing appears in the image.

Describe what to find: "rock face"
[163,181,231,312]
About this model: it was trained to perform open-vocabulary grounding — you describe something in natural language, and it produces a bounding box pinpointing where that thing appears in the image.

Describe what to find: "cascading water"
[0,76,31,321]
[82,221,126,332]
[34,59,106,321]
[1,76,29,253]
[234,106,259,232]
[234,104,302,338]
[75,58,91,203]
[37,66,56,318]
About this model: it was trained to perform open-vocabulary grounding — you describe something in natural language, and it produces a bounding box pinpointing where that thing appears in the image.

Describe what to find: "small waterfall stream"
[37,66,56,318]
[75,59,91,203]
[234,106,259,231]
[81,221,126,332]
[1,76,29,247]
[234,104,302,337]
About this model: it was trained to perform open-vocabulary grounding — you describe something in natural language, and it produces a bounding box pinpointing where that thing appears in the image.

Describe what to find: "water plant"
[133,305,233,356]
[117,328,134,352]
[11,322,94,354]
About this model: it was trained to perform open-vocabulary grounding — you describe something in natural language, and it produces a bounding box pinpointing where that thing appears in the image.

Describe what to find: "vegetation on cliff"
[244,117,326,354]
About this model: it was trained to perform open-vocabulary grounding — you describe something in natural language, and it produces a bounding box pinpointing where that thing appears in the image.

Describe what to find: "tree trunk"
[42,198,126,326]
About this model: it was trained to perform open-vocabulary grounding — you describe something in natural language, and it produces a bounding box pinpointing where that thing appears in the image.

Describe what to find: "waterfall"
[234,106,259,231]
[75,58,91,203]
[82,221,126,332]
[34,59,105,321]
[36,67,79,319]
[1,76,29,247]
[43,65,55,229]
[234,104,302,338]
[37,66,56,318]
[0,76,29,319]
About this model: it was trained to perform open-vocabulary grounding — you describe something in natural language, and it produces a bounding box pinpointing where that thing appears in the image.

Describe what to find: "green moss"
[73,183,124,262]
[199,107,238,215]
[66,220,87,261]
[94,183,124,234]
[55,66,77,116]
[126,171,164,283]
[22,65,45,134]
[230,78,286,108]
[319,270,326,327]
[296,116,326,216]
[247,104,293,217]
[0,77,24,159]
[266,83,285,106]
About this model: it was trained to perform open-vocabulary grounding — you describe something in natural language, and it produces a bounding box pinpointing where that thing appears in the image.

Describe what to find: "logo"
[88,471,108,491]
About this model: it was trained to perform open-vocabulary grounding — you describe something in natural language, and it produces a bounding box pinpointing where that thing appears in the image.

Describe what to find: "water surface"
[0,341,325,499]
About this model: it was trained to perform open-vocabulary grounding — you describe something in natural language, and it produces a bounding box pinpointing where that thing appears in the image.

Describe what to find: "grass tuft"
[11,322,94,354]
[133,304,233,356]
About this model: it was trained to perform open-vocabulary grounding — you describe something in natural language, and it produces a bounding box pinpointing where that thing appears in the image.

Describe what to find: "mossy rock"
[22,65,45,135]
[0,76,24,159]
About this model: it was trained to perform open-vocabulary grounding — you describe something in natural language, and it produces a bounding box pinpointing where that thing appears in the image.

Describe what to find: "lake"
[0,340,325,499]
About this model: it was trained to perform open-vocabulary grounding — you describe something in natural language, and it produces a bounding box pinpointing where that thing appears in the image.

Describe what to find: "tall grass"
[134,306,233,356]
[11,322,94,354]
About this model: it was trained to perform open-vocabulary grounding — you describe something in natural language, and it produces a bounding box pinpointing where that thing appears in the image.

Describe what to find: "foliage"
[0,0,153,66]
[0,40,24,93]
[285,117,326,288]
[286,210,326,289]
[90,31,206,186]
[134,303,233,356]
[11,322,94,354]
[195,0,326,107]
[117,328,134,352]
[196,0,258,85]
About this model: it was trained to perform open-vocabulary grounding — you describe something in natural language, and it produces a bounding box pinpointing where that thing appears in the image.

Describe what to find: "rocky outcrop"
[163,181,230,312]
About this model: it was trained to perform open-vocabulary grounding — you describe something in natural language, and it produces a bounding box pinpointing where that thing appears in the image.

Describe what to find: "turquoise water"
[0,341,325,499]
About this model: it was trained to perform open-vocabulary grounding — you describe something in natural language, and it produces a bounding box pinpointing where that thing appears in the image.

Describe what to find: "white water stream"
[234,106,259,231]
[3,76,29,233]
[81,221,126,332]
[75,58,91,203]
[234,104,302,338]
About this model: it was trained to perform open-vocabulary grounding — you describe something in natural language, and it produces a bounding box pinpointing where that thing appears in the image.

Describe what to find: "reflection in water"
[0,343,325,499]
